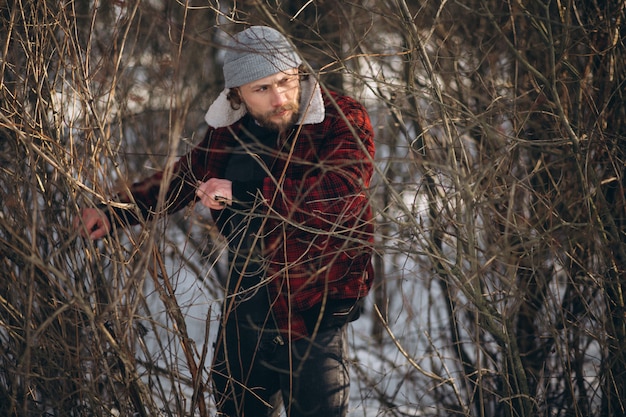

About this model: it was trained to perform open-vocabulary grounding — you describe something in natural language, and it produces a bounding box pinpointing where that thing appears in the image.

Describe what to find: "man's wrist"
[95,203,113,224]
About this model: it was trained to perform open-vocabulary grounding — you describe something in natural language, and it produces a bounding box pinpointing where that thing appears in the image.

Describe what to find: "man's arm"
[74,176,231,241]
[74,128,233,240]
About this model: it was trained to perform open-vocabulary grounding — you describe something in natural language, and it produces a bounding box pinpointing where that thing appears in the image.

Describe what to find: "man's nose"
[271,88,288,107]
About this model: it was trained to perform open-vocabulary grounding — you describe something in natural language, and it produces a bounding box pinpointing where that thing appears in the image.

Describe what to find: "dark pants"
[211,315,350,417]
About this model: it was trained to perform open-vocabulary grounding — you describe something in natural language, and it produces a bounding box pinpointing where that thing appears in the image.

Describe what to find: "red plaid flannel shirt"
[108,91,376,339]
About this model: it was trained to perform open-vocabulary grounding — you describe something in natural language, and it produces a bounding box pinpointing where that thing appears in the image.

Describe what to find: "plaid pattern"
[109,91,376,339]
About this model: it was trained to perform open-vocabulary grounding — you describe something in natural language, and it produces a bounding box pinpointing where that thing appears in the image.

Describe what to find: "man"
[75,26,375,417]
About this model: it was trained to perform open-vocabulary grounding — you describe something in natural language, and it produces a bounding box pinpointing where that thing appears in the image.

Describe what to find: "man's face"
[238,68,301,132]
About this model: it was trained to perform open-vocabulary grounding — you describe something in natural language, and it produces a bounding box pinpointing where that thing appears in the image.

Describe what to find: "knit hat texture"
[223,26,302,88]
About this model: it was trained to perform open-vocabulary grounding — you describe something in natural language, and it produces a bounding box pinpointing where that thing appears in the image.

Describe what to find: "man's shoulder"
[206,120,243,140]
[322,90,367,115]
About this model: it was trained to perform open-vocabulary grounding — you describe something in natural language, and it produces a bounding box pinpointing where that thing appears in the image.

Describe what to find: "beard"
[246,91,301,133]
[252,105,300,132]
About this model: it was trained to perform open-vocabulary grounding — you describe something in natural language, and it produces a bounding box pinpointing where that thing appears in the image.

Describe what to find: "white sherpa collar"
[204,76,325,128]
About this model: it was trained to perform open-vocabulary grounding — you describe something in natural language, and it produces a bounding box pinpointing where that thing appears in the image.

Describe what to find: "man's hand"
[196,178,233,210]
[74,207,111,240]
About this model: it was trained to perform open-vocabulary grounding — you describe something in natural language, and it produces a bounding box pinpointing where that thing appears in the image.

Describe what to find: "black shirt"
[220,115,279,322]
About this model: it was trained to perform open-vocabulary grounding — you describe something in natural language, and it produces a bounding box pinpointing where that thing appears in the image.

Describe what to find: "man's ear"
[226,88,243,110]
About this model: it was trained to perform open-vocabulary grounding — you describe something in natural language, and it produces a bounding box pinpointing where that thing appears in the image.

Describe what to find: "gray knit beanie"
[223,26,302,88]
